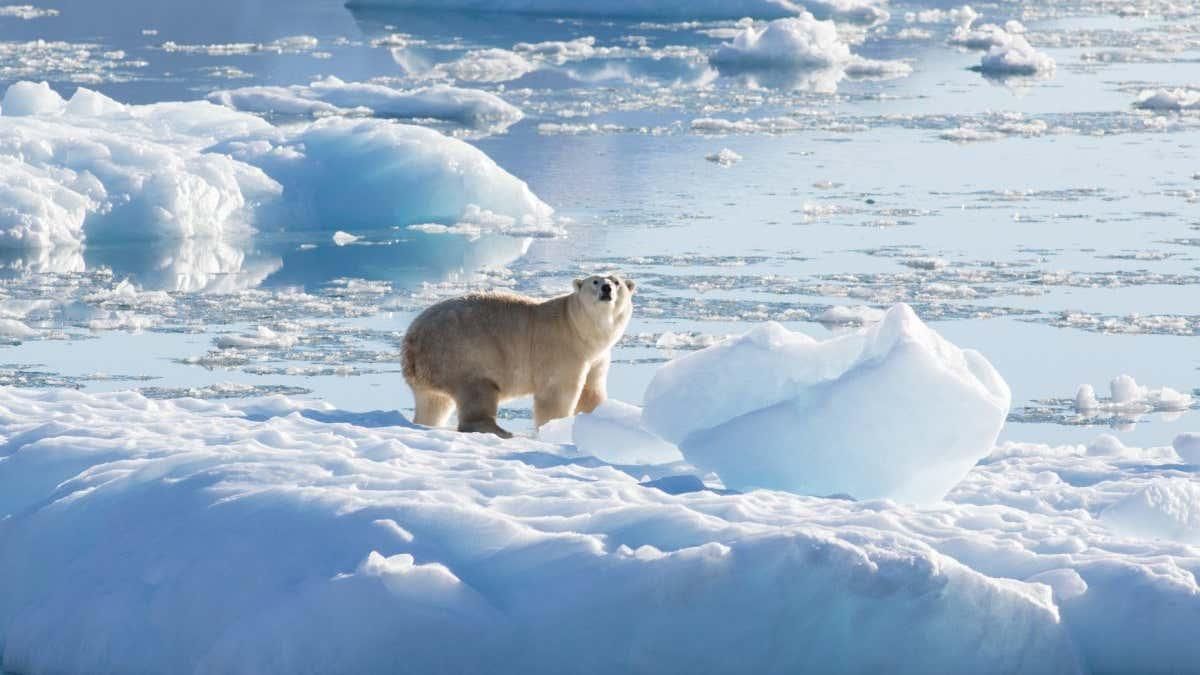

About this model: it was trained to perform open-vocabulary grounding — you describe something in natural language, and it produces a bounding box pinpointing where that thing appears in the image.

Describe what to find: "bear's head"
[572,274,635,332]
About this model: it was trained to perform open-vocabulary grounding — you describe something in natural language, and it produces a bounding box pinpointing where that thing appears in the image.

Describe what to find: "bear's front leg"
[575,356,610,414]
[534,371,586,428]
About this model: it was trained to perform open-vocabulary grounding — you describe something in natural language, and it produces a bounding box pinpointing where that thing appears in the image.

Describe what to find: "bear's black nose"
[600,283,613,300]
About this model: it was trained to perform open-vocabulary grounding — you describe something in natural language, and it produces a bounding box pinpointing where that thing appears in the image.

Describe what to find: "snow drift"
[642,304,1011,503]
[0,81,551,249]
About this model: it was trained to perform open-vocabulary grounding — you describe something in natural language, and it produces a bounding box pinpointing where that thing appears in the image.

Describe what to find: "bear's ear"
[573,278,584,291]
[623,278,636,293]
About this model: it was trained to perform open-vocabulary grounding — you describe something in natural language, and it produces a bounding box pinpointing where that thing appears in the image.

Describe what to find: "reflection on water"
[0,229,532,294]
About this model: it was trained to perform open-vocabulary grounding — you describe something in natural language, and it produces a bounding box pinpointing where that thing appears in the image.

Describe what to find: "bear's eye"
[593,280,598,285]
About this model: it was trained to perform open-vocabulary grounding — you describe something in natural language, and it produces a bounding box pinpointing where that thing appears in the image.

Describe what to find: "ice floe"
[208,77,524,134]
[709,14,910,91]
[643,304,1011,503]
[1134,88,1200,111]
[704,148,742,166]
[0,82,551,249]
[0,4,59,19]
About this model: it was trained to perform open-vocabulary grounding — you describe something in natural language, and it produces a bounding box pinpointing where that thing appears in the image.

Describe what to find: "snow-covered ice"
[642,304,1011,503]
[1,384,1199,672]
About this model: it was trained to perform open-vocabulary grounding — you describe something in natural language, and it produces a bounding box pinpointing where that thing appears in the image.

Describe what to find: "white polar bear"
[402,274,635,437]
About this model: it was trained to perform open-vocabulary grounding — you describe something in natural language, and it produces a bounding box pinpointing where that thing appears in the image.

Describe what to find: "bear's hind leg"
[413,389,455,428]
[455,379,513,439]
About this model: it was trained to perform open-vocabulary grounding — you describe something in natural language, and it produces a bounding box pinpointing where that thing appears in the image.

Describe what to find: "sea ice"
[642,304,1011,503]
[710,15,909,89]
[347,0,888,24]
[704,148,742,166]
[0,82,551,249]
[1134,88,1200,111]
[210,77,524,133]
[977,33,1055,76]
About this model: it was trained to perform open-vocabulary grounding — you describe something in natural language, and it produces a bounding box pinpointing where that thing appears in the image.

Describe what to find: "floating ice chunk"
[642,304,1011,503]
[1134,88,1200,111]
[209,78,524,133]
[978,34,1054,76]
[705,148,742,166]
[1072,374,1193,415]
[1,80,65,116]
[213,325,299,350]
[0,318,38,339]
[908,5,978,25]
[434,48,538,83]
[407,204,564,240]
[1173,433,1200,463]
[1101,478,1200,544]
[332,230,359,246]
[541,399,683,465]
[710,14,909,89]
[712,15,851,68]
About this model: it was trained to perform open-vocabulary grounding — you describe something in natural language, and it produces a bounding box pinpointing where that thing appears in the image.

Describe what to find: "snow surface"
[0,81,551,249]
[347,0,888,25]
[642,304,1011,503]
[208,77,524,134]
[2,384,1200,672]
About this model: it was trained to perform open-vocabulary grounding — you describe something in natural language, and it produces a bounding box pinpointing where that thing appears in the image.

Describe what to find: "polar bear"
[402,274,635,438]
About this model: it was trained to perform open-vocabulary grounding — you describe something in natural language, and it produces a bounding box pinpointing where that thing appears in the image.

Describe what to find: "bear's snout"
[599,282,614,301]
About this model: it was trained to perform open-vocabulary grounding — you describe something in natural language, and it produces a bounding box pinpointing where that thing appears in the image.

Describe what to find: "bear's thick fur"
[402,274,635,438]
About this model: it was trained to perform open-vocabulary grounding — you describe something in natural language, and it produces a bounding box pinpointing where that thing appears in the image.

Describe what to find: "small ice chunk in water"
[1172,433,1200,463]
[642,304,1010,503]
[1074,384,1098,411]
[705,148,742,166]
[332,230,359,246]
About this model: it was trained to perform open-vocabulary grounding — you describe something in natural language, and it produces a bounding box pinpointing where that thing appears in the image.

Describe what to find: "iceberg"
[642,304,1011,503]
[0,81,551,249]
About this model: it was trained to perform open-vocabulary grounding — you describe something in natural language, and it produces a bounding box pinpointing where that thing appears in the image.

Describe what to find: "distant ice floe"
[643,304,1011,503]
[0,39,142,84]
[0,81,552,249]
[348,0,888,24]
[704,148,742,166]
[0,4,58,19]
[1134,88,1200,111]
[945,17,1054,77]
[709,14,910,91]
[208,77,524,134]
[1011,374,1197,427]
[159,35,322,57]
